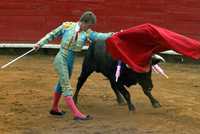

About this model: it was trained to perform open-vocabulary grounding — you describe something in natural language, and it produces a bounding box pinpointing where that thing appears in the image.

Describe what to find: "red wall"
[0,0,200,42]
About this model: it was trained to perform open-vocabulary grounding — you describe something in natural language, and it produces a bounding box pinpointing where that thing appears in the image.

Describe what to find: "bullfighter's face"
[80,22,94,31]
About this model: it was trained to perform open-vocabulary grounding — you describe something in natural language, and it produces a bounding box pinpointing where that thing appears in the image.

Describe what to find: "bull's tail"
[85,43,95,61]
[74,44,96,102]
[75,60,94,99]
[81,43,96,71]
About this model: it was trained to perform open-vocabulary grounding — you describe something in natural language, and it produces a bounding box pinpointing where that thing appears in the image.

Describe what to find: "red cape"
[106,23,200,73]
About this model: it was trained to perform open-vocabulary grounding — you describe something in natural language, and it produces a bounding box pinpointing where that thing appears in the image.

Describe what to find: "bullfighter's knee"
[63,88,73,96]
[54,83,63,94]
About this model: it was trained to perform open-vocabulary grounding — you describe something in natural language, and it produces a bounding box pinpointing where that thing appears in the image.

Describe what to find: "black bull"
[73,40,162,111]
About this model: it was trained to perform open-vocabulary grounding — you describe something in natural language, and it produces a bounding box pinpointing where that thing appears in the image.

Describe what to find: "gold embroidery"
[63,22,74,29]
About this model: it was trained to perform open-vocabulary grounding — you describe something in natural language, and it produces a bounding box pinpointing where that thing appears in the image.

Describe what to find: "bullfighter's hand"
[34,44,40,51]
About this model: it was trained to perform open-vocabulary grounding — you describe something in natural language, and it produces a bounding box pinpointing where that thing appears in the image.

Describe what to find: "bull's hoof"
[152,102,161,108]
[129,104,136,111]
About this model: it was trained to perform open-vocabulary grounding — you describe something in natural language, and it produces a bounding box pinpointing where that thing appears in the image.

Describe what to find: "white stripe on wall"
[0,43,180,55]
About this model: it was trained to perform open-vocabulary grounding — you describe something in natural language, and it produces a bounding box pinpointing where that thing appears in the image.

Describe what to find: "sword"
[1,48,35,69]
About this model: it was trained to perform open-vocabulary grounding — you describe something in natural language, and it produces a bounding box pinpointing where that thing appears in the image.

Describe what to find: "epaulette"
[62,22,75,29]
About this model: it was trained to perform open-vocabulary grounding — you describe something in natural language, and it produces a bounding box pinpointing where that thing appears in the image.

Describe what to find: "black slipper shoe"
[73,115,93,121]
[49,110,66,116]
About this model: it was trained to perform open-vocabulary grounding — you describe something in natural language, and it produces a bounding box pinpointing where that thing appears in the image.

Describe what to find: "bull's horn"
[154,54,166,62]
[126,64,130,68]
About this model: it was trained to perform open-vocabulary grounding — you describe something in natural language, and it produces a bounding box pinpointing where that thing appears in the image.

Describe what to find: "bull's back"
[85,40,116,77]
[83,40,150,87]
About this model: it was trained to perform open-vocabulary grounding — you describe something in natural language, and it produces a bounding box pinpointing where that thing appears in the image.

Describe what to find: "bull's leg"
[117,84,135,111]
[73,68,93,104]
[110,81,126,105]
[143,88,161,108]
[139,83,161,108]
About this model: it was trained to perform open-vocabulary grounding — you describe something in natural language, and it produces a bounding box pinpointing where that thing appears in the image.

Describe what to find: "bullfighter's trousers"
[53,50,75,96]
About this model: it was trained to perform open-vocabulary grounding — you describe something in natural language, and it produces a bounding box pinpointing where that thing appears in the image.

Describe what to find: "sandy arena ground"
[0,54,200,134]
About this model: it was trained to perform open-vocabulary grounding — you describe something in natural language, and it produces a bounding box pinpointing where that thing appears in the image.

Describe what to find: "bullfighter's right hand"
[113,29,124,35]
